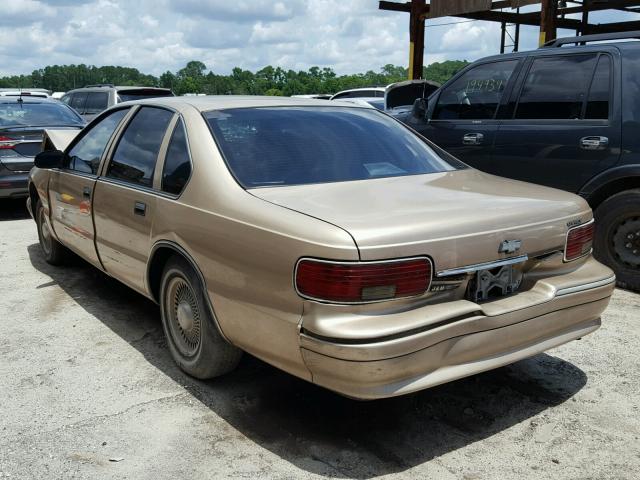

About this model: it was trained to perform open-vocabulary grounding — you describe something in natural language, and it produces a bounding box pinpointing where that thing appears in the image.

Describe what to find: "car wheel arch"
[580,168,640,210]
[146,241,232,343]
[28,183,39,221]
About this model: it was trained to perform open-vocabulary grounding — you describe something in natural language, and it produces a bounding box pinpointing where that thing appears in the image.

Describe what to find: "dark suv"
[397,32,640,291]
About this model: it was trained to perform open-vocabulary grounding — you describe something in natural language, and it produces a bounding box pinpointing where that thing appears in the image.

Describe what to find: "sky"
[0,0,634,77]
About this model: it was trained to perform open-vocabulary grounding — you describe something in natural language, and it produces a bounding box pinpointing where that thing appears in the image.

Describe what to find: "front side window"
[107,106,173,187]
[162,119,191,195]
[206,106,462,188]
[433,60,518,120]
[515,54,598,119]
[65,108,129,174]
[84,92,109,115]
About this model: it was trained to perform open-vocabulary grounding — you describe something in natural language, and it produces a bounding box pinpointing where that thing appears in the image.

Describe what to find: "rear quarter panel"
[150,106,359,380]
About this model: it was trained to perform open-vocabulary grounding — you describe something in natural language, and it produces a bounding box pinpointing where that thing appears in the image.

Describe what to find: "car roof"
[117,95,373,112]
[64,86,172,93]
[0,96,59,104]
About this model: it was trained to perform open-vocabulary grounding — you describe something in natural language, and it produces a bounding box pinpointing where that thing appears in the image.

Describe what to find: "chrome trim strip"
[293,256,434,305]
[563,218,595,262]
[436,255,528,277]
[555,276,616,296]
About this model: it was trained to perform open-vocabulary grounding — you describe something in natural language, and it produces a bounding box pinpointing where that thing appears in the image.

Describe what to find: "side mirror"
[412,97,427,119]
[34,149,64,169]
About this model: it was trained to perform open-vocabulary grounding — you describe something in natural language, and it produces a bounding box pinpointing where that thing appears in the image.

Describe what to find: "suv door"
[492,51,620,192]
[92,106,175,294]
[48,107,131,267]
[419,59,521,169]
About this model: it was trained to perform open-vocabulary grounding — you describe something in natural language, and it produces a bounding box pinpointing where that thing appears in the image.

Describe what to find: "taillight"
[295,257,432,303]
[0,136,17,150]
[565,220,595,261]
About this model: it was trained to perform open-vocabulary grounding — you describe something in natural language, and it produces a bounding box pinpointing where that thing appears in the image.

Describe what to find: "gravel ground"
[1,199,639,480]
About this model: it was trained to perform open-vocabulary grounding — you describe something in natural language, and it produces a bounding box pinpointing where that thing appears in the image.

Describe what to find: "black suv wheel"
[594,189,640,291]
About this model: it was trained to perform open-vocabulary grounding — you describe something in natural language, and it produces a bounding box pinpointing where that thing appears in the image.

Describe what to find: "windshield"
[0,102,83,128]
[205,106,461,188]
[117,90,174,102]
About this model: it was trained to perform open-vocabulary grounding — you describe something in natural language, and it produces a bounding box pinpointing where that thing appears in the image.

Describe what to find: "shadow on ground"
[0,198,30,221]
[28,243,587,478]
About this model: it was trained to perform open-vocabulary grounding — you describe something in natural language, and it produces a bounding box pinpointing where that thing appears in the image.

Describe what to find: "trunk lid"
[0,126,81,171]
[251,169,592,271]
[385,79,440,110]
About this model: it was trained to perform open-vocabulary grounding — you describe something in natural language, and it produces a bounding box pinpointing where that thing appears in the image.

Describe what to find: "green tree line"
[0,60,468,95]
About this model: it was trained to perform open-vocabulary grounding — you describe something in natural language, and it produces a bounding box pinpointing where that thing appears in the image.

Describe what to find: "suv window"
[585,55,611,120]
[107,106,174,187]
[433,60,519,120]
[84,92,109,115]
[162,119,191,195]
[65,108,129,174]
[515,54,598,119]
[69,92,88,114]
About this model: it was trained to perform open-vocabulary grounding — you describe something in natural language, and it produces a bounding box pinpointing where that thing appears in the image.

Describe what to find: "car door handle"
[82,186,91,198]
[134,201,146,216]
[463,133,484,145]
[580,136,609,150]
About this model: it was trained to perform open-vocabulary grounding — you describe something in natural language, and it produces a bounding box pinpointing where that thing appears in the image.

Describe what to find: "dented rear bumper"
[300,255,615,399]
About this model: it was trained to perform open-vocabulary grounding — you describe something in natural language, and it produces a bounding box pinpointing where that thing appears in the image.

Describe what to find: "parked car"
[392,31,640,291]
[291,94,332,100]
[330,87,386,100]
[28,96,614,399]
[0,89,50,98]
[0,96,84,199]
[61,84,174,121]
[338,97,385,110]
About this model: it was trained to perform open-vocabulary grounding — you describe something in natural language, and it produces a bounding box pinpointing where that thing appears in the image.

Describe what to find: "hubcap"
[166,277,201,356]
[612,216,640,268]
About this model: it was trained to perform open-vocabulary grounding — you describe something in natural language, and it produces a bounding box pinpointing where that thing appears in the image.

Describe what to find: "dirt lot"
[1,199,639,480]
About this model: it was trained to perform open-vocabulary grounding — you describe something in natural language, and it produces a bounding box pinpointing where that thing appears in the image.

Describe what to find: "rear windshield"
[205,106,460,188]
[0,102,84,128]
[117,90,174,102]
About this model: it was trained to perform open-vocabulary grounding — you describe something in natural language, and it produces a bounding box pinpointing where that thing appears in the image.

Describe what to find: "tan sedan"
[28,96,615,399]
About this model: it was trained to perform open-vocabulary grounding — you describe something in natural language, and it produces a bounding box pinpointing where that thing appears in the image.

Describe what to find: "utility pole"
[539,0,557,46]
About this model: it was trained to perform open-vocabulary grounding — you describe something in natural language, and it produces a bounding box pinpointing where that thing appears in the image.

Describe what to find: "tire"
[159,255,242,379]
[35,199,68,265]
[593,189,640,291]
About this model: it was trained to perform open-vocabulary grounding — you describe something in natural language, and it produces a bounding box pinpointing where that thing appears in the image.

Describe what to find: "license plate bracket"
[467,265,522,303]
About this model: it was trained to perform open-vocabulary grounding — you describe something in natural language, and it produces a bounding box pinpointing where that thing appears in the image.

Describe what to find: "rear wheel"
[594,189,640,291]
[36,199,68,265]
[159,255,242,379]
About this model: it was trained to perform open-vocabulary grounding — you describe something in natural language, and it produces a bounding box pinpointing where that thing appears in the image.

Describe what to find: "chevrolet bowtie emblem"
[499,239,522,254]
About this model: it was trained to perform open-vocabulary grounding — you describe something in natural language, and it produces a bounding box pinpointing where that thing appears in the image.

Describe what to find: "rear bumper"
[0,171,29,198]
[300,256,615,399]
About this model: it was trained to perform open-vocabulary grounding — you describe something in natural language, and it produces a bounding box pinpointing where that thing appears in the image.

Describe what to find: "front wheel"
[35,199,68,265]
[594,189,640,291]
[159,255,242,379]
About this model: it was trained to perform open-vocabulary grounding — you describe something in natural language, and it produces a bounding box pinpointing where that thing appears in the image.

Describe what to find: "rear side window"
[515,54,597,119]
[206,106,460,188]
[585,55,611,119]
[107,106,173,187]
[66,108,129,174]
[84,92,109,115]
[70,93,88,113]
[162,119,191,195]
[433,60,518,120]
